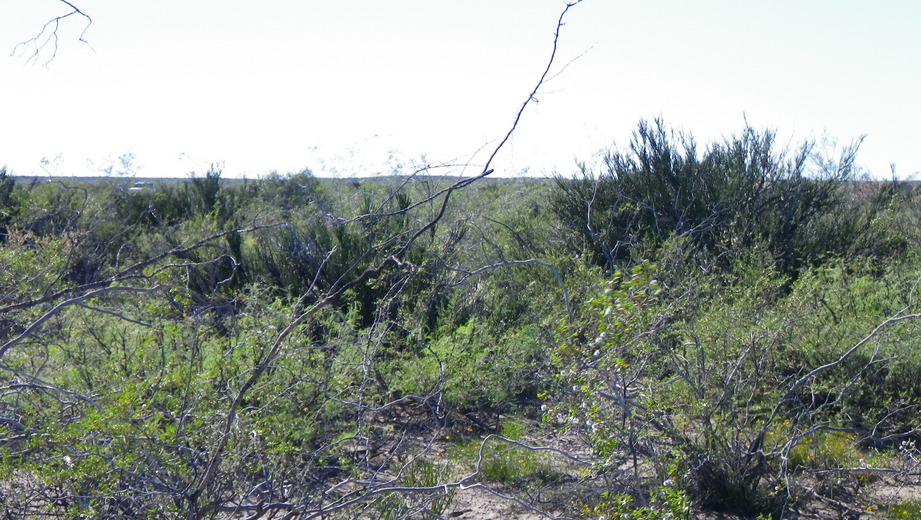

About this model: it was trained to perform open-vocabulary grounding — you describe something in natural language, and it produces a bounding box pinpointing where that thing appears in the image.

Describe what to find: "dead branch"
[0,363,100,409]
[783,307,921,403]
[12,0,92,66]
[0,285,163,358]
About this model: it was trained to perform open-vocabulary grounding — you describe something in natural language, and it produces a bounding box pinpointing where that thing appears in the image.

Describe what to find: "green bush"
[551,119,893,277]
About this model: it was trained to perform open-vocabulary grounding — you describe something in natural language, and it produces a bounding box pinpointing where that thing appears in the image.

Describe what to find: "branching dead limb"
[783,306,921,402]
[12,0,92,66]
[470,434,592,469]
[0,363,100,409]
[0,285,163,358]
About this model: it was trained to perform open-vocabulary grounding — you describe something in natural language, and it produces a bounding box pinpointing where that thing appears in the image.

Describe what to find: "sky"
[0,0,919,179]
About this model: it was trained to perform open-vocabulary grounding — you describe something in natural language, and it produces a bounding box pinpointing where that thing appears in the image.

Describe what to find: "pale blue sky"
[1,1,919,178]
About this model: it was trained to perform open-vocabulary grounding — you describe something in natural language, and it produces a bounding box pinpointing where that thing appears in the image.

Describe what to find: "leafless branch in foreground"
[12,0,92,66]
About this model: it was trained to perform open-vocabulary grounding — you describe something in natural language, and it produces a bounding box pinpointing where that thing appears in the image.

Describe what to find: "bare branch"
[0,363,100,409]
[471,434,592,468]
[12,0,93,66]
[783,307,921,402]
[76,302,154,328]
[0,285,163,358]
[481,0,585,173]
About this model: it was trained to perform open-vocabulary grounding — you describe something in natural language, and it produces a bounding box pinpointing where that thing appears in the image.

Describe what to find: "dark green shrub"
[552,119,888,277]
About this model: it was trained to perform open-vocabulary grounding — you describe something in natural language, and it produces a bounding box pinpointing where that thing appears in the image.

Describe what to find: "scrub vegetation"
[4,3,921,518]
[1,128,920,519]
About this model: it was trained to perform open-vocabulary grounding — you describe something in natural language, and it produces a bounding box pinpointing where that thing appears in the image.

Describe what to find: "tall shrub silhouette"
[552,119,881,276]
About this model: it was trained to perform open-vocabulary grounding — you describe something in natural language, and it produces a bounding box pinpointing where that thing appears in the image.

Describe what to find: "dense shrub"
[552,119,896,277]
[547,236,921,517]
[1,161,919,518]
